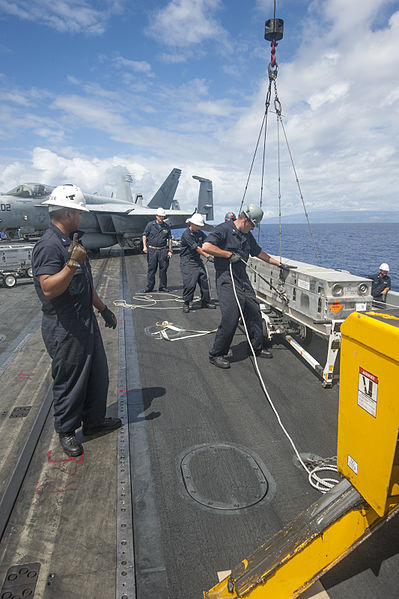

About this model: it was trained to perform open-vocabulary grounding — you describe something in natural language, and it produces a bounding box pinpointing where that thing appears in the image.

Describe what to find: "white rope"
[114,291,187,311]
[229,261,339,493]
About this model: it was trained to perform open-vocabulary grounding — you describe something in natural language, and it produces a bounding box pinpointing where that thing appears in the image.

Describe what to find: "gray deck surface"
[0,249,398,598]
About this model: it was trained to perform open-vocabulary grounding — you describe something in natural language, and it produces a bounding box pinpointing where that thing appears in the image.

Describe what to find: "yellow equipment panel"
[337,311,399,517]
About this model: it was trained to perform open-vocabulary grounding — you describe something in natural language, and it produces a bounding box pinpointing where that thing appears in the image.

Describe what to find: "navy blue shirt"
[205,220,261,279]
[143,220,171,248]
[369,273,391,299]
[32,223,94,323]
[180,228,206,262]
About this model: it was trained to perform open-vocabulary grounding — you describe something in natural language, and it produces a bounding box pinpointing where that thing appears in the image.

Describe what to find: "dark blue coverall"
[143,220,172,291]
[32,224,108,434]
[180,228,211,304]
[369,272,391,306]
[206,220,264,358]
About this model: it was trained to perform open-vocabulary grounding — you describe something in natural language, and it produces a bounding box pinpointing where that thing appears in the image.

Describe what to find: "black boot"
[183,301,190,313]
[209,355,230,369]
[201,300,216,309]
[82,417,122,437]
[59,432,83,457]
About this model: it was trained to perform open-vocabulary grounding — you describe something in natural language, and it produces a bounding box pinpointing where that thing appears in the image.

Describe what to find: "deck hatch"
[180,443,269,510]
[9,406,31,418]
[0,562,40,597]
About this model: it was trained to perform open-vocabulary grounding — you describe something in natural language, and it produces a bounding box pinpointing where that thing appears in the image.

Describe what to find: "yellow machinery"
[204,312,399,598]
[337,311,399,516]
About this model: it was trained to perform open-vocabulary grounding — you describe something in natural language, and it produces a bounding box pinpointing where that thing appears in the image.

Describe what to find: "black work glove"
[67,233,87,268]
[206,256,214,263]
[100,306,117,329]
[280,263,297,271]
[229,253,241,264]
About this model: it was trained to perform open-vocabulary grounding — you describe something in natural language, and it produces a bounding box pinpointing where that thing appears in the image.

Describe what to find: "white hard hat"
[156,207,166,216]
[379,263,390,272]
[186,213,205,227]
[43,184,89,212]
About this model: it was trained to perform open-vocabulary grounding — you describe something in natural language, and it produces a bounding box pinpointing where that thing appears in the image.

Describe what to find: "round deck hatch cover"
[180,443,269,510]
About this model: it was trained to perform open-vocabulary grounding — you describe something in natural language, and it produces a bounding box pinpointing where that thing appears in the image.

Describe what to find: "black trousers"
[209,272,263,357]
[180,258,210,303]
[42,314,109,433]
[147,247,169,290]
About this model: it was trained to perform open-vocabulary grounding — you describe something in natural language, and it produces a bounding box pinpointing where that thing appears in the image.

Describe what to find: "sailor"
[369,263,391,306]
[180,213,216,313]
[224,211,236,222]
[203,204,282,369]
[142,207,173,292]
[31,185,121,457]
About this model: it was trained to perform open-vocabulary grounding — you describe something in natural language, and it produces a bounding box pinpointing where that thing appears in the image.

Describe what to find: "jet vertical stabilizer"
[116,173,134,203]
[193,175,214,221]
[147,168,182,209]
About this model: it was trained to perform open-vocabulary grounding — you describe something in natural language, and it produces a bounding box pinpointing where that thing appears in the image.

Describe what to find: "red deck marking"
[35,450,84,494]
[14,370,35,382]
[36,480,77,494]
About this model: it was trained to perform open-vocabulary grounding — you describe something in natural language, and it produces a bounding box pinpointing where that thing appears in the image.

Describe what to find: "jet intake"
[81,233,117,250]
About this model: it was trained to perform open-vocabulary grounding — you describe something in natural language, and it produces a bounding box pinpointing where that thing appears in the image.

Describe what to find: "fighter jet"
[0,169,214,250]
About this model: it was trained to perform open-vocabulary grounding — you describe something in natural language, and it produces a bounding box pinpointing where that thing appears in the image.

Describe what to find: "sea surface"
[257,223,399,292]
[175,222,399,292]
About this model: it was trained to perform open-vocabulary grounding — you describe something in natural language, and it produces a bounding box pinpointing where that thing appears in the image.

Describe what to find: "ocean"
[175,222,399,292]
[257,223,399,292]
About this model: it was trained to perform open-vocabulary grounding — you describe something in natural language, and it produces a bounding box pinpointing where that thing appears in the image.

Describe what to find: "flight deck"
[0,249,398,598]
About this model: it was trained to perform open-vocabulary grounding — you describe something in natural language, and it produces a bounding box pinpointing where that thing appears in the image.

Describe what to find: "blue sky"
[1,0,399,220]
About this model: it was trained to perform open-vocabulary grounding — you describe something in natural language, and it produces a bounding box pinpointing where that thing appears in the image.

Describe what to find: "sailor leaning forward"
[203,205,282,369]
[180,213,216,313]
[142,207,173,292]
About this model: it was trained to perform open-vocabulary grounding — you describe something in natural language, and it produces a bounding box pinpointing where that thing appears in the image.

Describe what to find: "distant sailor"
[224,211,236,222]
[203,204,282,369]
[180,213,216,313]
[142,207,173,292]
[31,185,121,457]
[369,262,391,306]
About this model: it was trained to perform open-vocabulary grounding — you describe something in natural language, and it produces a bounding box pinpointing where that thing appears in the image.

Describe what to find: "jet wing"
[86,203,132,213]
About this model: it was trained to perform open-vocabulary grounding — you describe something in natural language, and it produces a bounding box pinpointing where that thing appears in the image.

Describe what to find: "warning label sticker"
[358,367,378,418]
[347,454,358,475]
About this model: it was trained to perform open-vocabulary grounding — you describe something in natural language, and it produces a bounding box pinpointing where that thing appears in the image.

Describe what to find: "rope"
[238,82,272,217]
[230,259,339,493]
[277,110,282,262]
[113,291,186,311]
[241,257,289,304]
[272,79,321,266]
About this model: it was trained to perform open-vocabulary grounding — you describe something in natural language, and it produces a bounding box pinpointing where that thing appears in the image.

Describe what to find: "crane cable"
[272,78,321,266]
[238,5,321,265]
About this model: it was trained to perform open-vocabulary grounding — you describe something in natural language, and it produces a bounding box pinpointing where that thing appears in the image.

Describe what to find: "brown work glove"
[67,232,87,268]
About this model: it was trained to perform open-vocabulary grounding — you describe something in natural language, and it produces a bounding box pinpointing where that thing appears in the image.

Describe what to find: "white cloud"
[1,1,399,221]
[146,0,228,52]
[112,56,152,74]
[0,0,124,34]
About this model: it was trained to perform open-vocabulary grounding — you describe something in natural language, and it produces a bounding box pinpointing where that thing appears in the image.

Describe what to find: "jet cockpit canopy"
[4,183,54,198]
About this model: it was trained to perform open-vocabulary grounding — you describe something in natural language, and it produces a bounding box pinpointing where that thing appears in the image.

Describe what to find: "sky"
[0,0,399,221]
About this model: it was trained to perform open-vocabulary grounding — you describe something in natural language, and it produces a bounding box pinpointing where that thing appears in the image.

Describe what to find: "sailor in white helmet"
[179,212,216,313]
[142,207,173,292]
[32,185,121,457]
[369,262,391,307]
